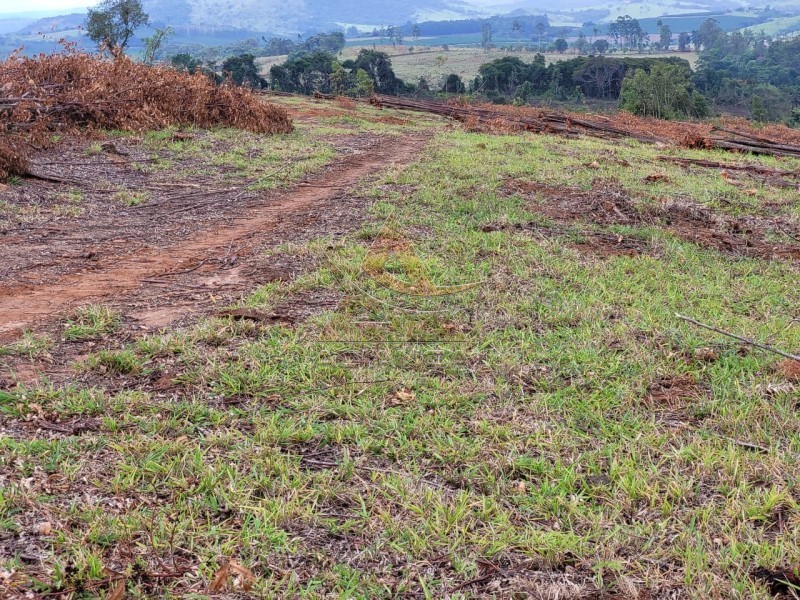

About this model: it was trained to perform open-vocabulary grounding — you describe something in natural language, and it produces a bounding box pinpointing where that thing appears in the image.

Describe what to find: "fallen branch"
[676,313,800,362]
[725,436,770,454]
[656,155,800,178]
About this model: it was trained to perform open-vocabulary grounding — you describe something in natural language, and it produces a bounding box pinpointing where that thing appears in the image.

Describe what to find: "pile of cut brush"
[0,47,293,179]
[370,95,800,159]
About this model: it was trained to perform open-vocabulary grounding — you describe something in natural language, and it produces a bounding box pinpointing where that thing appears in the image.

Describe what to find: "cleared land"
[256,46,700,89]
[1,95,800,598]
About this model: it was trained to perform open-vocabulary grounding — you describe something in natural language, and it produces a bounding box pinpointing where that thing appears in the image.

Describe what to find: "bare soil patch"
[0,134,428,341]
[504,177,800,260]
[481,220,648,257]
[645,375,707,408]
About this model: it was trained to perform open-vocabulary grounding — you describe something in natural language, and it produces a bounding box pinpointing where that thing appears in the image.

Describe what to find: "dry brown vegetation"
[370,95,800,158]
[0,47,293,179]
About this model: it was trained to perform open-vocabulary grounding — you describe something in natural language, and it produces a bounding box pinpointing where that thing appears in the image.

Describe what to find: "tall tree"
[609,16,644,52]
[142,26,173,64]
[534,22,546,51]
[693,18,724,50]
[411,25,421,42]
[659,21,672,50]
[481,23,493,51]
[512,19,523,44]
[86,0,149,51]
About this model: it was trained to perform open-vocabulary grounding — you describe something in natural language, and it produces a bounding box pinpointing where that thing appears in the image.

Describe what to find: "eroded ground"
[1,98,800,599]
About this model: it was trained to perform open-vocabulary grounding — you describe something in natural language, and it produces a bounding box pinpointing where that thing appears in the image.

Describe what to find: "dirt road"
[0,135,428,340]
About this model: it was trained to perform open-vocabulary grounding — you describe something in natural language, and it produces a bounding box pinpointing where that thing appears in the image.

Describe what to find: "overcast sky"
[0,0,95,14]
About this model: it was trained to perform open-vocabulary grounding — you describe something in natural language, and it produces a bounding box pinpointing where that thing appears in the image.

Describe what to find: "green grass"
[2,105,799,598]
[63,305,121,341]
[0,331,52,359]
[83,142,104,156]
[112,189,150,207]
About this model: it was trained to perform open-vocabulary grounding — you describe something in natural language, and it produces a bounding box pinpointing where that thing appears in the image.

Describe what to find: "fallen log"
[368,95,800,159]
[656,155,800,177]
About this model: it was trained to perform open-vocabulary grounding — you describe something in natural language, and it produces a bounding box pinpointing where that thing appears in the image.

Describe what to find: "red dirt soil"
[0,136,428,340]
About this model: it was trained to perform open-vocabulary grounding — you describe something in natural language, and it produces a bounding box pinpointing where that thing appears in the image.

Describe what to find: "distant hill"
[142,0,480,34]
[15,13,85,35]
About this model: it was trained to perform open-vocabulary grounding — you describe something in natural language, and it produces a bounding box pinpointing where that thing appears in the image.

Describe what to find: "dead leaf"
[744,188,758,196]
[228,559,256,591]
[386,387,416,408]
[207,562,230,593]
[721,171,743,186]
[643,173,670,183]
[207,559,256,593]
[757,382,797,397]
[394,388,416,403]
[108,579,126,600]
[33,521,52,535]
[693,347,719,363]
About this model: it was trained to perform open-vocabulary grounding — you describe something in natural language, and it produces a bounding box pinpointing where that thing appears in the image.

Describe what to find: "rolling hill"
[137,0,758,34]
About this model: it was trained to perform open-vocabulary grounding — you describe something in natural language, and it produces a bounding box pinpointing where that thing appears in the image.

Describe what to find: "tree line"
[80,0,800,125]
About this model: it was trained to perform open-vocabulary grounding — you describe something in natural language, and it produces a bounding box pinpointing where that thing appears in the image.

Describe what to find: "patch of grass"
[207,132,336,189]
[63,305,121,341]
[3,103,800,598]
[83,142,103,156]
[112,189,149,207]
[86,348,143,375]
[0,331,52,358]
[60,188,84,203]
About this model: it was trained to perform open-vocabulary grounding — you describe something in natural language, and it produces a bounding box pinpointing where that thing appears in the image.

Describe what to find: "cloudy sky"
[0,0,95,13]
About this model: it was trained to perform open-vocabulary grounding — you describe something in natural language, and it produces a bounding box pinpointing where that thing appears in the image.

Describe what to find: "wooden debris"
[676,314,800,362]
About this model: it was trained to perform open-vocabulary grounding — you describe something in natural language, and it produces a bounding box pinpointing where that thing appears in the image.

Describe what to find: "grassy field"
[2,96,800,598]
[257,46,700,90]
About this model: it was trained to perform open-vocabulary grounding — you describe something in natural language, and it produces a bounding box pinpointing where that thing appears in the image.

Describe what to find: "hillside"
[136,0,759,34]
[141,0,477,34]
[2,81,800,597]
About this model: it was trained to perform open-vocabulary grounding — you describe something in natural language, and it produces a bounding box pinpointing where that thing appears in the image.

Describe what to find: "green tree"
[355,68,374,97]
[592,39,609,54]
[554,38,568,54]
[142,26,173,64]
[678,32,690,52]
[609,15,645,52]
[620,62,705,119]
[86,0,149,51]
[512,19,523,44]
[170,53,201,73]
[574,32,589,54]
[412,25,421,42]
[693,18,724,50]
[659,22,672,50]
[534,22,546,50]
[514,80,534,105]
[481,23,493,51]
[329,60,348,95]
[353,49,403,94]
[442,73,465,94]
[222,54,265,88]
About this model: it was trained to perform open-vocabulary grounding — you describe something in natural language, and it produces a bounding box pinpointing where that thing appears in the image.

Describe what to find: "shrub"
[620,63,707,119]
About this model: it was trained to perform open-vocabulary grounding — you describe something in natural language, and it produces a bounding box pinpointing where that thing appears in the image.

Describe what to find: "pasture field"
[257,46,700,90]
[1,95,800,598]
